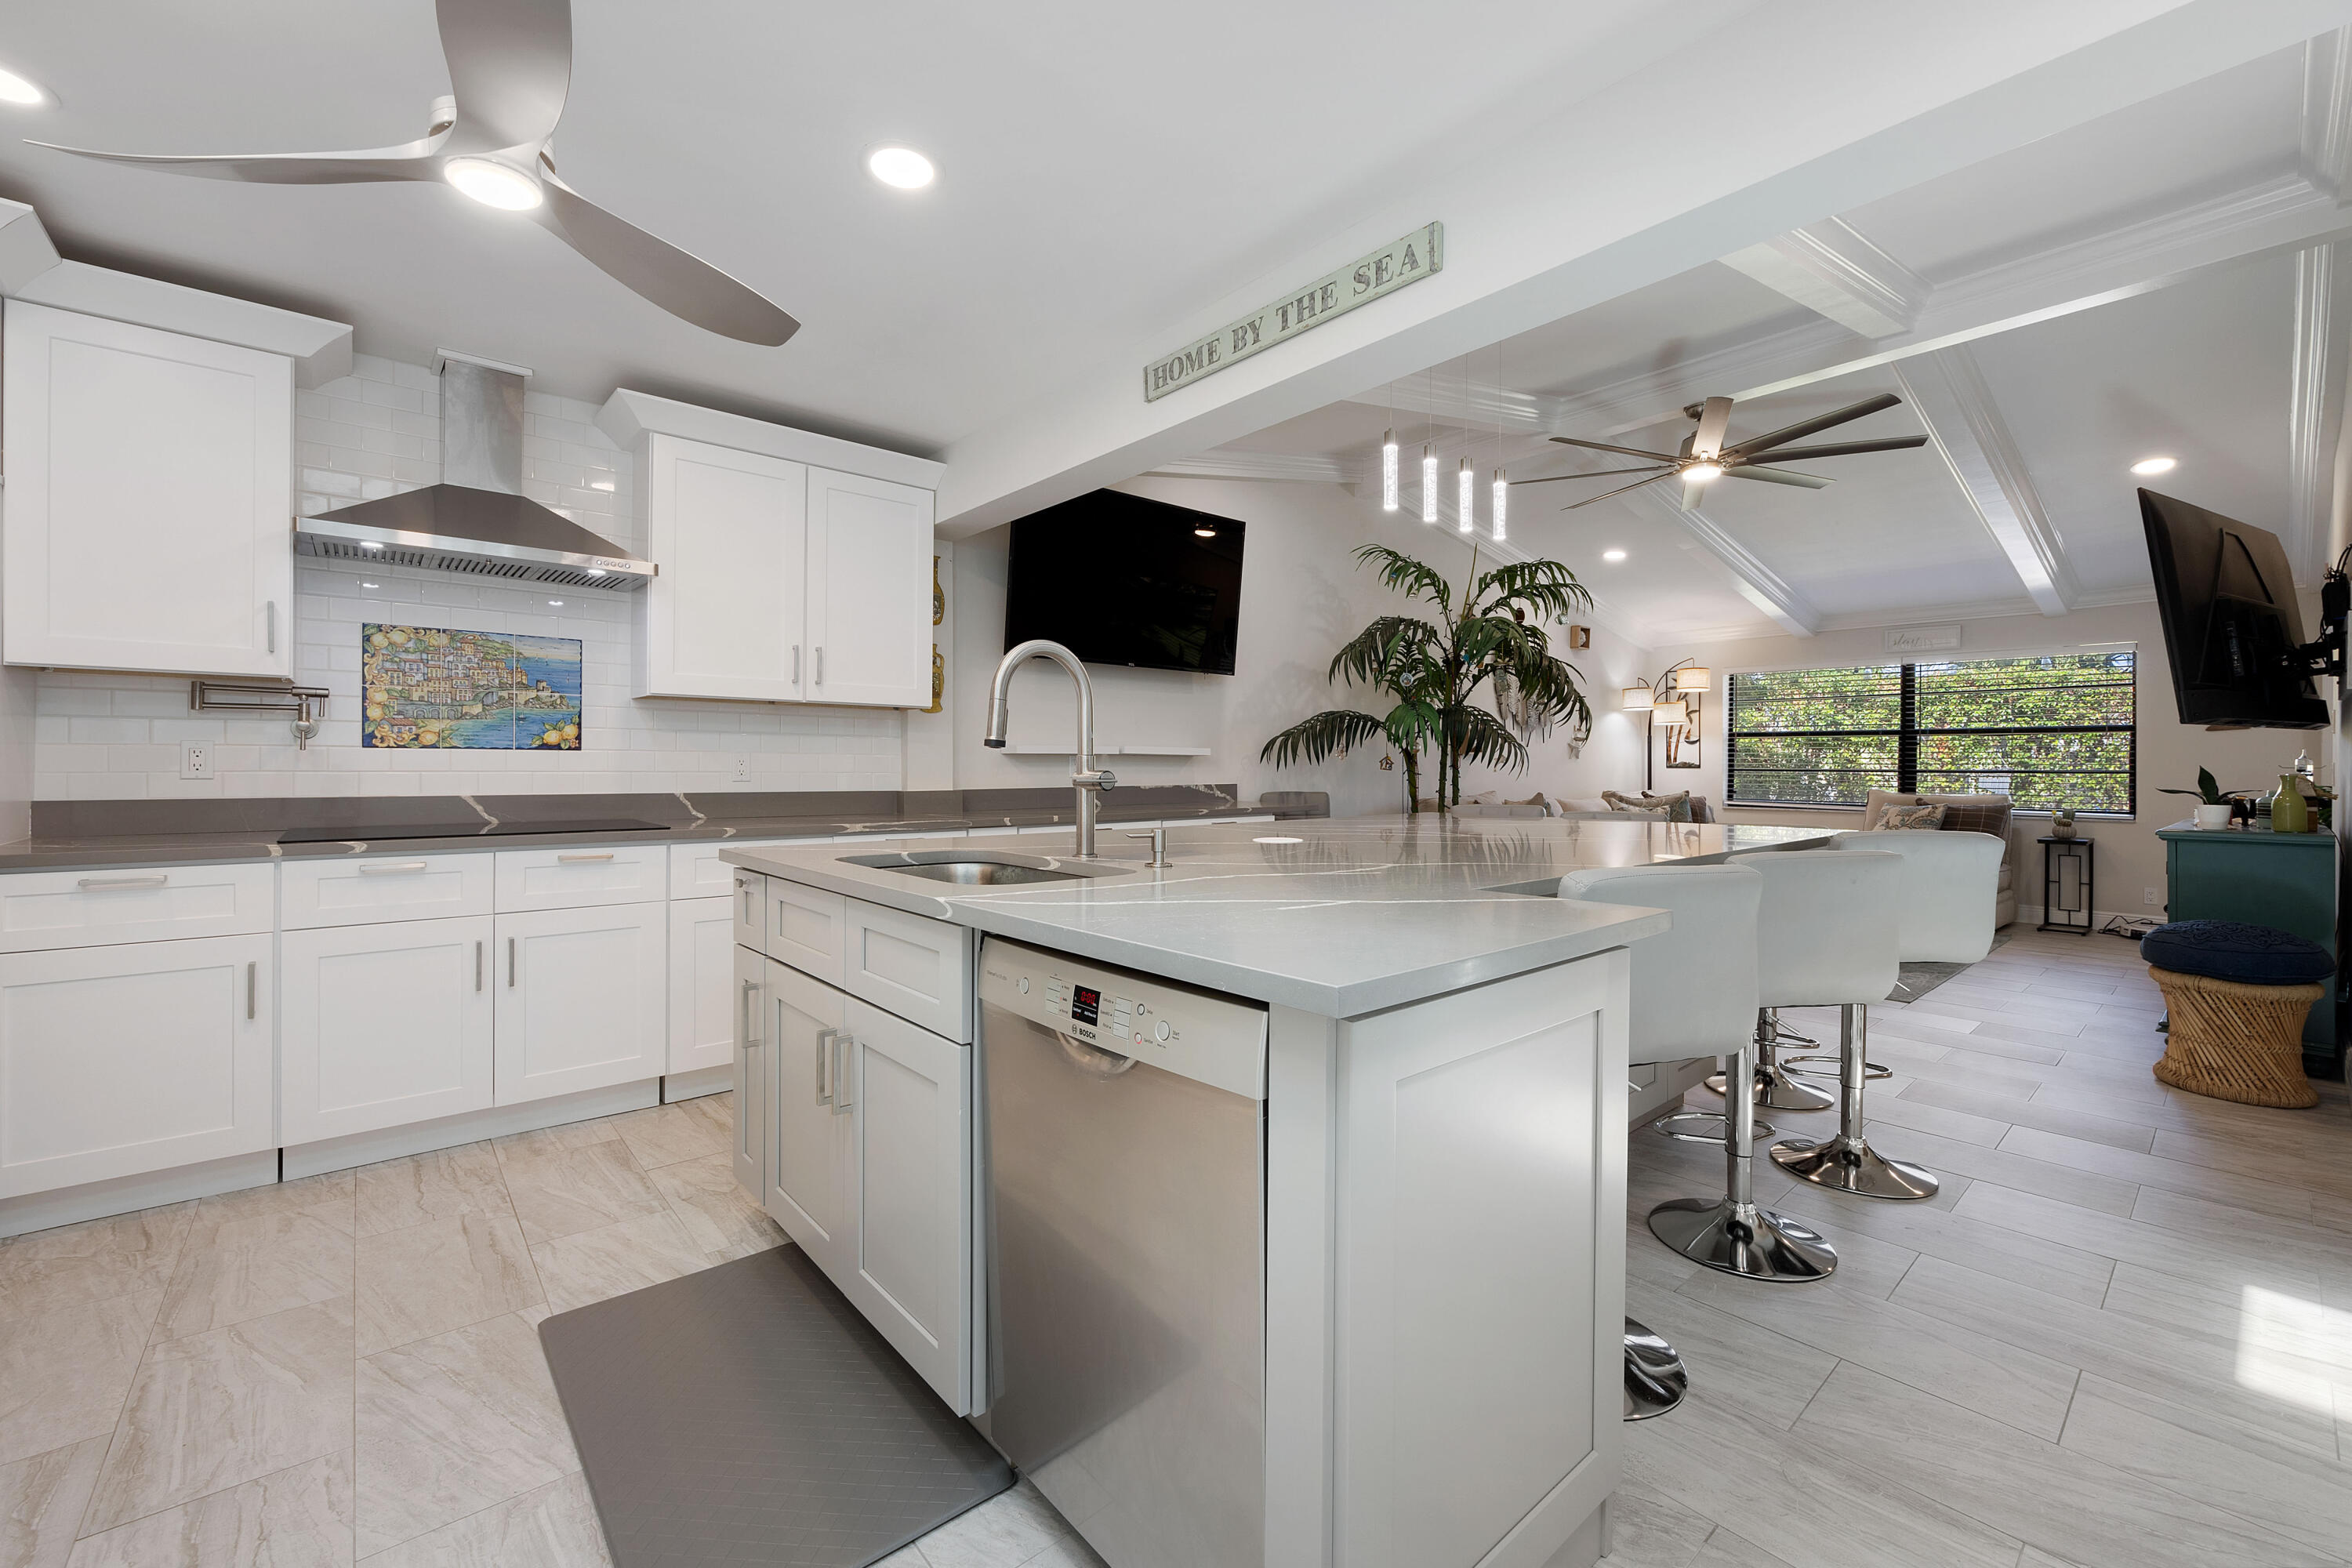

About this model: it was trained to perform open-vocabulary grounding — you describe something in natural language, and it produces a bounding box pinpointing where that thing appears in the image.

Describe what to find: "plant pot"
[2193,803,2233,829]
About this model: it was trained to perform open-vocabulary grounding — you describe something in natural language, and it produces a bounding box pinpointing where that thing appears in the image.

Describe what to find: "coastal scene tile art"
[361,623,583,750]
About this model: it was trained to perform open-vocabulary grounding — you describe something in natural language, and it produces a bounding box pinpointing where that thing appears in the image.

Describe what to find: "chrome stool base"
[1623,1318,1687,1421]
[1647,1196,1838,1282]
[1653,1108,1774,1144]
[1771,1133,1940,1200]
[1780,1052,1893,1083]
[1703,1062,1837,1112]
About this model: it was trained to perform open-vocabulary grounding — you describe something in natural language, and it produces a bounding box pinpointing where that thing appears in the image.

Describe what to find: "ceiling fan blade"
[1548,434,1681,462]
[25,136,441,185]
[1744,436,1929,463]
[1511,466,1674,487]
[1722,391,1904,459]
[1690,395,1733,462]
[533,172,798,345]
[436,0,572,152]
[1681,479,1708,511]
[1724,464,1833,489]
[1559,474,1673,510]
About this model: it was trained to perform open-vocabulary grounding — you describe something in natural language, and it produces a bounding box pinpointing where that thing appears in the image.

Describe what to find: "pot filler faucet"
[983,639,1116,858]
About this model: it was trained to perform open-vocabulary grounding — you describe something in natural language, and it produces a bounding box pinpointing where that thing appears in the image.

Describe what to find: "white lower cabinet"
[731,943,766,1197]
[494,903,666,1105]
[281,916,494,1144]
[0,933,274,1196]
[761,958,850,1262]
[667,895,738,1076]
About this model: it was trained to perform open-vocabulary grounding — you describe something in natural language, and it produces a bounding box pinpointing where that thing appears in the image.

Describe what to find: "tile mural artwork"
[361,624,583,750]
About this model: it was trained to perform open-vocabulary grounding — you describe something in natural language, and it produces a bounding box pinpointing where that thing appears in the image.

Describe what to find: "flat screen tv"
[1003,491,1245,675]
[2140,488,2328,729]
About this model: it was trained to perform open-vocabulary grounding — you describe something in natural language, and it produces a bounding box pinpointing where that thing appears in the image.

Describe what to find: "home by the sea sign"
[1143,222,1443,401]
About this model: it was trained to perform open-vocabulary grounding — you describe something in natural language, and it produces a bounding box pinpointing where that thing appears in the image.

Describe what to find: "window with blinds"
[1726,652,2136,813]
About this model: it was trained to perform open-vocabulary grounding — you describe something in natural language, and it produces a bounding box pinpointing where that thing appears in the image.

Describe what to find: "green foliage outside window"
[1727,652,2135,814]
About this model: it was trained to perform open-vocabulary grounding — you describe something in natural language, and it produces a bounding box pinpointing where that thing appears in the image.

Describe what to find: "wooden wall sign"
[1143,223,1443,402]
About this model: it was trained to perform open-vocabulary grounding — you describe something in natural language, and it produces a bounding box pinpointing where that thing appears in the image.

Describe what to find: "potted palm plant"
[1261,544,1592,812]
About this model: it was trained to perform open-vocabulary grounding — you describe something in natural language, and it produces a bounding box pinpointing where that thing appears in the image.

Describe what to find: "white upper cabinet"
[4,300,293,677]
[806,466,932,707]
[639,435,807,701]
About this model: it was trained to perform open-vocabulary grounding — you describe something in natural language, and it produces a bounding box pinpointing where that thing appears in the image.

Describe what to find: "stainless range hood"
[294,353,655,591]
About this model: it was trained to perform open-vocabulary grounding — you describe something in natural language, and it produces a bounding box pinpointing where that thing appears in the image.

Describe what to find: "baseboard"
[2016,906,2147,935]
[0,1151,279,1240]
[663,1065,731,1102]
[281,1078,662,1180]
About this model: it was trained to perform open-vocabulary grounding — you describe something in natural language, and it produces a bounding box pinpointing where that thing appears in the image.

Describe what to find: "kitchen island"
[724,814,1830,1568]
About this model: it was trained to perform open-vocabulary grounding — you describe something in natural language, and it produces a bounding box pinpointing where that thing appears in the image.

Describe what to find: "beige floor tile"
[187,1172,357,1240]
[0,1204,193,1319]
[356,1142,513,1238]
[491,1120,622,1165]
[83,1296,354,1535]
[1624,1278,1837,1430]
[153,1207,354,1343]
[1685,1526,1797,1568]
[1593,1483,1715,1568]
[608,1099,729,1170]
[355,1209,543,1357]
[358,1470,610,1567]
[499,1140,666,1246]
[916,1479,1079,1568]
[65,1451,351,1568]
[0,1437,107,1568]
[529,1209,710,1314]
[649,1152,785,1261]
[0,1290,160,1469]
[355,1309,579,1557]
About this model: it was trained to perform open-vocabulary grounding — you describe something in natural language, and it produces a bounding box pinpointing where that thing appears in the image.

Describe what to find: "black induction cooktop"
[276,818,670,844]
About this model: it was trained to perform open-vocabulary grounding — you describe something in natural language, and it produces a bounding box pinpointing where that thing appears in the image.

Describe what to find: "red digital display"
[1070,985,1101,1025]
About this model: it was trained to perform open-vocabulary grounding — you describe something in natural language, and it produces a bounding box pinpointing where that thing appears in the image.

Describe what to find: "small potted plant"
[2158,768,2237,830]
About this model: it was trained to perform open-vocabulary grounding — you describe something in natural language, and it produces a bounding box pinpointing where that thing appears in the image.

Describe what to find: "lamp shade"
[1671,665,1711,691]
[1652,701,1685,728]
[1621,685,1653,712]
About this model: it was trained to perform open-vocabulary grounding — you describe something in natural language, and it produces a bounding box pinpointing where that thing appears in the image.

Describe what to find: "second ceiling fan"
[1522,391,1928,510]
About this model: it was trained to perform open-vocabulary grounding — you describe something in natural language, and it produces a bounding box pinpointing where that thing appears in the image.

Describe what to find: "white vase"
[2193,803,2232,829]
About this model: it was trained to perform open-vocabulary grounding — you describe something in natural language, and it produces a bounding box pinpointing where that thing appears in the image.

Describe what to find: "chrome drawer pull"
[557,851,615,863]
[246,960,257,1020]
[831,1033,853,1115]
[358,862,430,875]
[815,1027,837,1105]
[77,874,169,890]
[741,978,760,1048]
[476,940,484,992]
[508,937,516,987]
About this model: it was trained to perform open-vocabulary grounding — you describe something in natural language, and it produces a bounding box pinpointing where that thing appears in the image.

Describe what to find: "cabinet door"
[492,905,666,1105]
[641,434,808,700]
[0,934,273,1196]
[804,466,931,707]
[666,895,738,1076]
[3,301,292,677]
[841,995,973,1412]
[762,958,851,1270]
[281,916,493,1144]
[732,942,765,1200]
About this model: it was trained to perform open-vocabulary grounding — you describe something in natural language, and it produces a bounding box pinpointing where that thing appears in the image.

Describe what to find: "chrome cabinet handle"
[246,960,256,1020]
[815,1027,837,1105]
[831,1033,853,1115]
[815,646,823,686]
[267,601,277,655]
[793,645,801,685]
[78,873,168,890]
[475,940,483,992]
[739,879,757,924]
[741,978,760,1050]
[507,937,516,988]
[557,851,615,863]
[358,861,429,875]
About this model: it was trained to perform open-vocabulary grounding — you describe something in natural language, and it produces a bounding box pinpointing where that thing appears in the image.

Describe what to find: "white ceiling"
[1189,35,2344,647]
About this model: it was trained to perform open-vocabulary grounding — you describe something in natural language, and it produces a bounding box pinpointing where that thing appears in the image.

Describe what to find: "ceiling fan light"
[445,156,543,211]
[867,146,935,190]
[0,65,48,107]
[1602,548,1628,562]
[1683,462,1724,484]
[2130,456,2176,476]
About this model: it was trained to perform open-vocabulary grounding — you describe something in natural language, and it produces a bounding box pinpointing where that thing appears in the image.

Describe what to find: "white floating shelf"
[1001,744,1211,757]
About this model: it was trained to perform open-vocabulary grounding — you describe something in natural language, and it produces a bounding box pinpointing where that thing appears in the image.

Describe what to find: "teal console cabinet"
[2158,822,2339,1062]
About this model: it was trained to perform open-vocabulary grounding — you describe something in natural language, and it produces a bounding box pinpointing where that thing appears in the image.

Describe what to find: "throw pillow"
[1639,790,1693,822]
[1602,789,1691,821]
[1883,803,1947,829]
[1613,805,1673,819]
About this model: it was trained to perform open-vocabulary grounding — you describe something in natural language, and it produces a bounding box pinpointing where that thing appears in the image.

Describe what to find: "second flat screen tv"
[2140,487,2328,729]
[1003,491,1245,675]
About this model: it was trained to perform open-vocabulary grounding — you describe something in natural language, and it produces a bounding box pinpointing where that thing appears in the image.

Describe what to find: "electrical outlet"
[731,754,751,783]
[180,742,212,780]
[2144,887,2162,906]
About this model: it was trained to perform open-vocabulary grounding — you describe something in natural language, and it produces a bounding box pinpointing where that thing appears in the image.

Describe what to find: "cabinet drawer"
[493,844,666,912]
[843,898,973,1043]
[282,853,492,929]
[732,870,767,950]
[0,862,274,953]
[670,839,823,900]
[768,878,848,988]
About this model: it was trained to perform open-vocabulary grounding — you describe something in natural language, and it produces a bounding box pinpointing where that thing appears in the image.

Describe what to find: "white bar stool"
[1563,863,1835,1303]
[1731,846,1937,1200]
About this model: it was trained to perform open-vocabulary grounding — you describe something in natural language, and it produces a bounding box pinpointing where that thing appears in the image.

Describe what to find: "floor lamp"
[1621,661,1710,793]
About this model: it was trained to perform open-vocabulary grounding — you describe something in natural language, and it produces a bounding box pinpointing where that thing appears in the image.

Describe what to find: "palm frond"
[1353,544,1454,614]
[1473,558,1591,622]
[1329,615,1442,689]
[1451,704,1530,773]
[1259,709,1391,769]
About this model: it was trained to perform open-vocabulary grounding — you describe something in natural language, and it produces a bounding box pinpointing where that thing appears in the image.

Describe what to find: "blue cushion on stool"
[2141,920,2334,985]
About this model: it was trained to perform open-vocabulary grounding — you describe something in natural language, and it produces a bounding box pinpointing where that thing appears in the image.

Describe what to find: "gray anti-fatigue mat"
[539,1244,1011,1568]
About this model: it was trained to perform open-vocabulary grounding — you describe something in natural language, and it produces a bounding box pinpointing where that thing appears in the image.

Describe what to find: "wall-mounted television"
[2140,487,2328,730]
[1003,490,1246,676]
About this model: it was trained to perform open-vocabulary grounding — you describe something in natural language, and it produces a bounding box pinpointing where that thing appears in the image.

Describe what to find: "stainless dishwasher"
[973,935,1269,1568]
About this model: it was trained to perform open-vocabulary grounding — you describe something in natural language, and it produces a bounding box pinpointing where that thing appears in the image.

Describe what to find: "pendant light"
[1421,445,1438,524]
[1381,428,1399,512]
[1457,458,1474,533]
[1492,468,1508,542]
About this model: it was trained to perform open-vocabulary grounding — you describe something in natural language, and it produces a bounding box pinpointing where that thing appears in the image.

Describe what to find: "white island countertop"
[724,814,1835,1017]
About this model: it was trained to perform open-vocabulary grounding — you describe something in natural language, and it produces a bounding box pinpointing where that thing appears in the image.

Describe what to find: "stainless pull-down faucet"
[983,639,1116,857]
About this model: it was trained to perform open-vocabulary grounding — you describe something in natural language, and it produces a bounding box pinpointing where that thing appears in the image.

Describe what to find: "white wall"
[30,354,902,800]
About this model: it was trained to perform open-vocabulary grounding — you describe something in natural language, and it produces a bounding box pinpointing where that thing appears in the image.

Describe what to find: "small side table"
[2038,835,2094,935]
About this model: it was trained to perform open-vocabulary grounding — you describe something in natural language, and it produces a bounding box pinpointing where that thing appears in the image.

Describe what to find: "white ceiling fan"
[1520,392,1928,510]
[27,0,798,347]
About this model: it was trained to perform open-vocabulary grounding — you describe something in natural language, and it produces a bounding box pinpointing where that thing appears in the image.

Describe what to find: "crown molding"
[1721,217,1929,339]
[2303,28,2352,202]
[1894,347,2078,616]
[2286,241,2350,582]
[1145,451,1348,484]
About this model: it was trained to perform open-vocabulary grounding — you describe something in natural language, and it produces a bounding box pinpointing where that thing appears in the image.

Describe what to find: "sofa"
[1857,789,2018,928]
[1424,791,1718,822]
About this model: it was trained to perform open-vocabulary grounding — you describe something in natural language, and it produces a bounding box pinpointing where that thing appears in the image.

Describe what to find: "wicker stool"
[2143,920,2330,1110]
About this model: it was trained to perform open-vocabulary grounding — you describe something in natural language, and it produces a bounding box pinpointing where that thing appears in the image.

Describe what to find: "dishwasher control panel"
[978,936,1266,1100]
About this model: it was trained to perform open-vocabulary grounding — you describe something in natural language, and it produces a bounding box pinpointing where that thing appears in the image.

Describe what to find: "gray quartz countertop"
[724,815,1836,1017]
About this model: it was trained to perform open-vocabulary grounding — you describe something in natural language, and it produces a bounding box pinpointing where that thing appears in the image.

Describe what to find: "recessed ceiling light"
[0,65,48,107]
[444,156,543,211]
[1254,835,1303,844]
[1602,548,1628,562]
[2130,456,2176,476]
[866,145,935,190]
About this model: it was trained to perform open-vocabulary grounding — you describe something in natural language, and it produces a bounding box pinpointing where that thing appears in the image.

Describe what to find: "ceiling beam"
[2287,241,2352,579]
[1719,217,1930,339]
[1145,452,1348,484]
[2303,27,2352,201]
[1620,484,1819,637]
[1893,347,2078,615]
